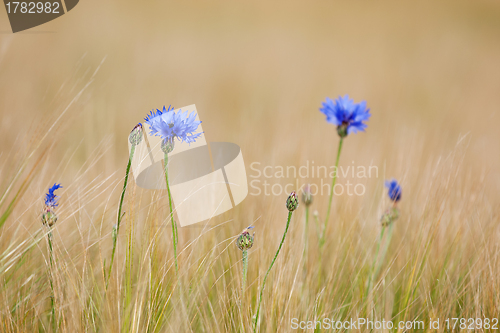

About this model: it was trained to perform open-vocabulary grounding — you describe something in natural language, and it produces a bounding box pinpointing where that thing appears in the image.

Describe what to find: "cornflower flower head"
[236,226,255,251]
[144,105,203,149]
[42,183,62,227]
[320,95,371,138]
[44,183,62,209]
[144,105,174,123]
[381,179,402,226]
[385,179,402,203]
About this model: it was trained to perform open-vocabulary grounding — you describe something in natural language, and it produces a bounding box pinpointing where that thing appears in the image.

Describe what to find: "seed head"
[286,191,299,212]
[129,123,143,146]
[236,226,255,251]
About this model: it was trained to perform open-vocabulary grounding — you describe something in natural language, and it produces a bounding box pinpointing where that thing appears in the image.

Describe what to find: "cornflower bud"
[286,191,299,212]
[236,226,255,251]
[129,123,143,146]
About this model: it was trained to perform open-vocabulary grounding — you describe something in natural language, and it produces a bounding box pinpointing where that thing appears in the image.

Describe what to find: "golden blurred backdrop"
[1,0,500,331]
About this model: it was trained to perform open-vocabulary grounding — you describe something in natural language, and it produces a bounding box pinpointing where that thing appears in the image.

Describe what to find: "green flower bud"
[301,184,313,206]
[337,122,348,138]
[42,209,58,227]
[129,123,143,146]
[286,191,299,212]
[161,138,175,154]
[381,207,400,227]
[236,227,255,251]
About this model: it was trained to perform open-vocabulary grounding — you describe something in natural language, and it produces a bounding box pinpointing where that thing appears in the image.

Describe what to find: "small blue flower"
[320,95,371,137]
[45,183,63,208]
[385,179,402,202]
[145,106,203,144]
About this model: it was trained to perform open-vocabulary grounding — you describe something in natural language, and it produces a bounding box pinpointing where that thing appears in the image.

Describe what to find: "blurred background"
[1,0,500,331]
[1,0,500,195]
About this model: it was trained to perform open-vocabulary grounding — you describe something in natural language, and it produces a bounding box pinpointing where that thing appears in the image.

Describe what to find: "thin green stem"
[304,206,309,252]
[47,230,56,332]
[164,152,178,275]
[374,222,395,280]
[320,138,343,248]
[313,212,321,239]
[240,250,249,333]
[106,144,135,290]
[366,226,386,299]
[123,215,134,331]
[365,222,395,303]
[303,206,309,266]
[253,211,293,333]
[242,250,248,297]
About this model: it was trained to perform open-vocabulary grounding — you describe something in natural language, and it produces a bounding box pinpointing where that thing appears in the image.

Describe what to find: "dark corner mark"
[3,0,79,33]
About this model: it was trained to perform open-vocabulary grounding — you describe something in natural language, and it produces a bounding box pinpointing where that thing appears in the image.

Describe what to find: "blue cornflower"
[145,106,203,145]
[320,95,371,137]
[144,105,174,123]
[45,183,63,208]
[385,179,402,202]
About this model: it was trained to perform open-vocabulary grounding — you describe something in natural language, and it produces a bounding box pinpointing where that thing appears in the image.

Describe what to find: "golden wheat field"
[1,0,500,332]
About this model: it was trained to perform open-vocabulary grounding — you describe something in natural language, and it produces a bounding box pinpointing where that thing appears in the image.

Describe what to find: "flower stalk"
[42,183,62,332]
[106,124,141,289]
[320,137,343,248]
[318,95,370,249]
[253,191,298,332]
[365,180,402,300]
[237,226,254,297]
[301,185,313,265]
[163,142,178,275]
[144,105,203,277]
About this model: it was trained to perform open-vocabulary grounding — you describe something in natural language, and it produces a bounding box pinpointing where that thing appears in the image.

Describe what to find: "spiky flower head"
[44,183,62,209]
[129,123,143,146]
[385,179,402,202]
[236,226,255,251]
[320,95,371,138]
[144,105,203,147]
[301,184,313,206]
[286,191,299,212]
[144,105,174,123]
[42,183,62,227]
